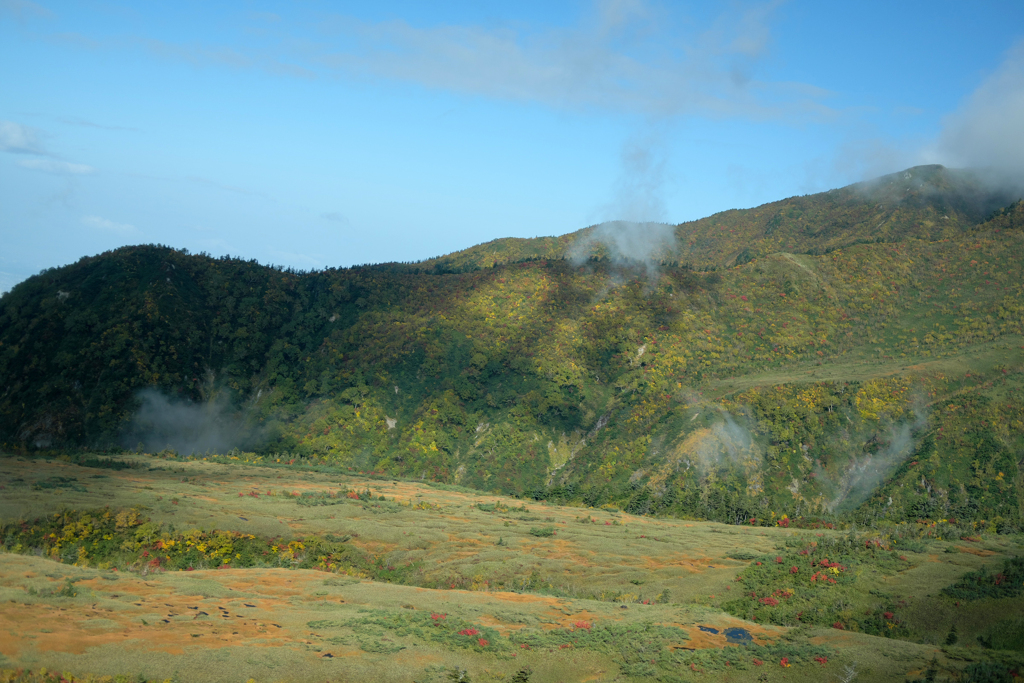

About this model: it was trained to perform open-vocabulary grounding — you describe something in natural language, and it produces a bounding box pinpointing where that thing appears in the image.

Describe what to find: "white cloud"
[41,2,827,123]
[926,39,1024,174]
[815,39,1024,187]
[18,158,94,174]
[311,1,823,120]
[82,215,136,234]
[0,120,47,154]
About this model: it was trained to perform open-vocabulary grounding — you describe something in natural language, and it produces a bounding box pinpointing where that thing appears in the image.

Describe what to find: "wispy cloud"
[0,120,48,155]
[321,211,350,225]
[926,38,1024,174]
[30,1,829,123]
[58,116,138,132]
[82,214,136,233]
[140,36,316,79]
[185,175,264,196]
[0,0,52,23]
[831,38,1024,187]
[309,0,824,120]
[18,158,94,174]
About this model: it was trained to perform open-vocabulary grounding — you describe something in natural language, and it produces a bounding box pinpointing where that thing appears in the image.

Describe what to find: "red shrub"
[832,622,845,630]
[458,628,479,636]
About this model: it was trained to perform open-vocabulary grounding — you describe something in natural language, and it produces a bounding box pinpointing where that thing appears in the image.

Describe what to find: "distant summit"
[424,165,1023,271]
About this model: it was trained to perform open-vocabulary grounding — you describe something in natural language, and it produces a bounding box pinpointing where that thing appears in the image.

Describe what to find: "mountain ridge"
[425,165,1022,271]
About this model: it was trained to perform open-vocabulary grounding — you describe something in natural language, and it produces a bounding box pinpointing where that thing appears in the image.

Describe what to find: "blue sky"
[2,1,1024,293]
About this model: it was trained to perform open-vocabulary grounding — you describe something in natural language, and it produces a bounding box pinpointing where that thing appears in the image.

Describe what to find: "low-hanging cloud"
[570,221,677,266]
[570,131,678,265]
[811,39,1024,192]
[837,39,1024,189]
[123,388,260,455]
[927,39,1024,176]
[828,409,928,512]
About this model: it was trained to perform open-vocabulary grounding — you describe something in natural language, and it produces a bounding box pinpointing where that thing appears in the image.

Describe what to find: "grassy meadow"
[2,453,1023,682]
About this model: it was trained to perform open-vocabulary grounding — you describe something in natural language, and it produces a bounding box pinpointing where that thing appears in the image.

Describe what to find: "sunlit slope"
[425,165,1021,271]
[2,169,1024,527]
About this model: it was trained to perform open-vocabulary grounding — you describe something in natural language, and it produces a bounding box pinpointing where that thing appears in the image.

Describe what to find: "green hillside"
[3,166,1024,529]
[426,165,1021,270]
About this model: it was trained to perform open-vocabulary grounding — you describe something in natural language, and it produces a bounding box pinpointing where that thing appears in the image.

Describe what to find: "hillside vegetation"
[3,165,1024,530]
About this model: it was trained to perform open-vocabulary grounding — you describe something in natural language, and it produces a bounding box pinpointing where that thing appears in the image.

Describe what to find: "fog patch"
[928,39,1024,178]
[570,220,678,267]
[827,409,928,512]
[649,408,764,498]
[570,131,679,270]
[123,388,260,454]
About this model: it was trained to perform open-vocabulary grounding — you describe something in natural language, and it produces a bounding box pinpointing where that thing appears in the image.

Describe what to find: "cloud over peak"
[929,39,1024,175]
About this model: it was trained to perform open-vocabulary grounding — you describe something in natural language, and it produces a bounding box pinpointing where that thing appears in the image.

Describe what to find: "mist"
[828,409,928,512]
[929,39,1024,179]
[570,132,679,267]
[122,388,260,455]
[569,220,678,266]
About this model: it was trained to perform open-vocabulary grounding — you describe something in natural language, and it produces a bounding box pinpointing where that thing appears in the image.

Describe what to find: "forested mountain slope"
[3,167,1024,528]
[427,165,1020,270]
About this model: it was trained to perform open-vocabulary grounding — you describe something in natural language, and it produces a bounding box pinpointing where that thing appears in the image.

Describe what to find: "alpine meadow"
[2,163,1024,682]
